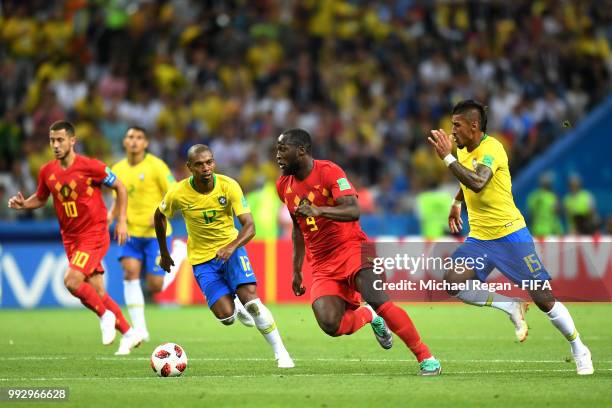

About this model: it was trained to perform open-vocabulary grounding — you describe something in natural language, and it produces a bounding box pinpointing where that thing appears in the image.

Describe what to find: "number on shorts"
[239,255,251,272]
[523,254,542,274]
[71,250,90,268]
[62,201,78,218]
[306,216,318,231]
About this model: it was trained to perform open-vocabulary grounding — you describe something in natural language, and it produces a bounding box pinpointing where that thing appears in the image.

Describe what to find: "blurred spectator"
[415,186,453,239]
[246,179,281,240]
[0,0,610,224]
[526,173,563,237]
[563,175,599,234]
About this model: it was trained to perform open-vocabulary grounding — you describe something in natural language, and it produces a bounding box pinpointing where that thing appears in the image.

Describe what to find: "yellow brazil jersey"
[158,174,250,265]
[457,135,526,240]
[112,154,175,237]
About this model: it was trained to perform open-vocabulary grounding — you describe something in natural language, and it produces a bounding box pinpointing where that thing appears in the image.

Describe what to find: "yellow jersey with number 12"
[158,174,250,265]
[112,153,175,237]
[457,135,526,240]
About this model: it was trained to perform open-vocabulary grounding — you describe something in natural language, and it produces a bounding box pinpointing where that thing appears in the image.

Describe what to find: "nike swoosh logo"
[245,272,255,277]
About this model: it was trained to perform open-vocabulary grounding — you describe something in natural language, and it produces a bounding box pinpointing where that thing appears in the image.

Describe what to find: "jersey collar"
[189,174,216,193]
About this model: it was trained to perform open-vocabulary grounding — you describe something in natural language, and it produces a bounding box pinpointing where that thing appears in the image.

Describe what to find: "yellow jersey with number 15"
[112,153,175,237]
[158,174,250,265]
[457,135,526,240]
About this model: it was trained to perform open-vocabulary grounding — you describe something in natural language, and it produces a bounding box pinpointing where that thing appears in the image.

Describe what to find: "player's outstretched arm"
[295,195,360,222]
[428,129,493,192]
[290,214,306,296]
[215,213,256,262]
[107,178,128,244]
[154,208,174,273]
[7,192,46,210]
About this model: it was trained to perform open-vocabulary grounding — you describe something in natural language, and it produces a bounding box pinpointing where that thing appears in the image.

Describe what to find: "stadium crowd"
[0,0,611,229]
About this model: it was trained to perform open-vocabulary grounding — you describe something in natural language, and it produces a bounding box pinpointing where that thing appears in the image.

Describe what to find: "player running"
[428,99,593,375]
[276,128,441,376]
[154,144,293,368]
[7,120,141,355]
[109,126,179,342]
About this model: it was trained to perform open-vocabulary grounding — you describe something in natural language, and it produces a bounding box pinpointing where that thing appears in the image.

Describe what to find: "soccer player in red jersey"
[276,128,441,375]
[8,121,141,355]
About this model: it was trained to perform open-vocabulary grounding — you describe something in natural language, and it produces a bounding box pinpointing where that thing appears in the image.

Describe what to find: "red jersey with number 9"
[277,160,368,273]
[36,155,112,240]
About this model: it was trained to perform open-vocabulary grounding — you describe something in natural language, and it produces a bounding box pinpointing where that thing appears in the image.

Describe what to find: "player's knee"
[217,312,236,326]
[213,305,236,326]
[317,315,341,337]
[64,275,81,293]
[147,279,163,294]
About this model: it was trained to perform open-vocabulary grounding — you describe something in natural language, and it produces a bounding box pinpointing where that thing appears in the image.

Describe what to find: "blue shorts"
[118,236,172,277]
[193,246,257,308]
[451,227,551,284]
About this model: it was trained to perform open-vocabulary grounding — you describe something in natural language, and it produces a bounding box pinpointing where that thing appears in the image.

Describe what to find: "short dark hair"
[281,128,312,154]
[49,120,76,136]
[452,100,488,132]
[187,144,212,163]
[126,125,148,137]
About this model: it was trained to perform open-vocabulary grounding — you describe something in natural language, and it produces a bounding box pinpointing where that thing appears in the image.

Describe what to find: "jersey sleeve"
[158,185,177,218]
[90,158,117,187]
[324,163,357,199]
[35,166,50,201]
[228,179,250,216]
[477,140,505,173]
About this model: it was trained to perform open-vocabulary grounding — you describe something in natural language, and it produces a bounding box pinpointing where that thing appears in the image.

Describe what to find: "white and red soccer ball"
[150,343,188,377]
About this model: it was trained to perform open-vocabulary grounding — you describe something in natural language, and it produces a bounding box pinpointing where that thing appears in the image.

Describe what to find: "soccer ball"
[150,343,188,377]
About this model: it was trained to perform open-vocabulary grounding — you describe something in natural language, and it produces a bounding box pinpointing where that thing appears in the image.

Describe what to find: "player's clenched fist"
[295,203,321,218]
[159,253,175,273]
[215,244,236,262]
[292,273,306,296]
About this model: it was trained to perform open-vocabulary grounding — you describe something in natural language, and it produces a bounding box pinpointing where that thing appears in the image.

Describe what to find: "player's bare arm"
[428,129,493,192]
[290,214,306,296]
[154,208,174,273]
[7,191,46,210]
[108,178,129,245]
[216,213,256,262]
[449,189,464,234]
[296,195,360,221]
[106,200,117,226]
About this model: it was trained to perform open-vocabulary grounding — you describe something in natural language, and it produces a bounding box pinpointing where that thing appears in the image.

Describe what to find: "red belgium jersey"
[277,160,368,273]
[36,155,112,240]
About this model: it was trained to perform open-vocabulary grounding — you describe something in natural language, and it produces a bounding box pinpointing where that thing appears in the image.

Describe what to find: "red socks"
[334,307,373,336]
[102,293,131,335]
[376,302,432,362]
[74,283,106,317]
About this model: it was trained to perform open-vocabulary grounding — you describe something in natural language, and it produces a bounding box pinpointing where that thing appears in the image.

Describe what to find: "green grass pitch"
[1,303,611,407]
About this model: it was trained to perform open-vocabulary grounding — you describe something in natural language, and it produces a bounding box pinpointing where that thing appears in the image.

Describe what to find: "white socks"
[124,279,147,334]
[456,287,516,315]
[243,298,289,358]
[547,301,587,355]
[234,297,250,317]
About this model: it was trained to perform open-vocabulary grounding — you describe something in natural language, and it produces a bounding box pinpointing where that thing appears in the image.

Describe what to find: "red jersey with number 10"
[36,155,112,240]
[276,160,368,270]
